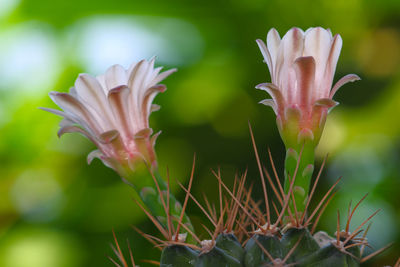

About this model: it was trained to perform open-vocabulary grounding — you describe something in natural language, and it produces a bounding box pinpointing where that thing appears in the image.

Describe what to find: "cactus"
[42,24,394,267]
[127,144,386,267]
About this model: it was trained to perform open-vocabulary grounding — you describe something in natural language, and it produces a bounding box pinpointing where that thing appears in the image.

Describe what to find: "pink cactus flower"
[256,27,360,146]
[42,58,175,176]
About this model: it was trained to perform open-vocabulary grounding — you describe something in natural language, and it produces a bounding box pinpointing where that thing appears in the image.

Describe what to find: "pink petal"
[329,74,361,99]
[284,106,302,124]
[150,104,161,112]
[39,107,67,118]
[151,130,162,147]
[303,27,332,97]
[49,92,103,134]
[134,128,153,139]
[293,56,316,109]
[57,125,97,145]
[97,130,129,160]
[276,27,305,101]
[105,64,128,91]
[259,99,276,113]
[323,34,343,97]
[142,84,166,121]
[152,68,177,85]
[87,149,104,164]
[256,39,273,76]
[314,98,339,108]
[266,28,281,68]
[128,60,147,94]
[107,85,134,138]
[75,74,115,129]
[255,83,285,113]
[98,130,119,144]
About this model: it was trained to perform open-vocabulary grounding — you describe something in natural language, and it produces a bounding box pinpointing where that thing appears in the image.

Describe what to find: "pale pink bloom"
[256,27,360,144]
[42,58,175,176]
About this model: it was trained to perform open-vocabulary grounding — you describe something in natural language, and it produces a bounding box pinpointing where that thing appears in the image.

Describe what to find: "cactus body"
[280,227,320,262]
[160,245,198,267]
[244,234,283,267]
[195,247,242,267]
[298,243,360,267]
[215,233,245,262]
[159,232,363,267]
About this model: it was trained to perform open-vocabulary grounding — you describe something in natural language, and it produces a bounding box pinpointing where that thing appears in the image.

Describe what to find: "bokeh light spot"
[70,16,204,73]
[0,23,60,93]
[11,170,63,222]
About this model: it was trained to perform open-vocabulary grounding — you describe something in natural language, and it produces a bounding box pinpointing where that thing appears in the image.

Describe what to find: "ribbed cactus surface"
[159,228,362,267]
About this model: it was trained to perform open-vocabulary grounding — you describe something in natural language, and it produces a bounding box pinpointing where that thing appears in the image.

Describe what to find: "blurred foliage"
[0,0,399,266]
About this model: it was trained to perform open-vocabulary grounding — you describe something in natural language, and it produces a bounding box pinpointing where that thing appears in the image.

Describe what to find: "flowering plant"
[256,27,360,213]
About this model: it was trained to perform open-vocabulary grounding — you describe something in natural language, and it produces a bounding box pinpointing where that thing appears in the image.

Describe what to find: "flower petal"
[142,84,166,121]
[134,128,153,139]
[152,68,177,85]
[276,27,304,101]
[49,92,103,134]
[267,28,281,68]
[314,98,339,108]
[323,34,343,96]
[57,125,97,145]
[256,39,273,76]
[259,99,276,113]
[75,74,115,130]
[293,56,316,109]
[255,83,285,113]
[303,27,332,97]
[107,85,134,138]
[98,130,119,144]
[329,74,361,98]
[151,130,162,147]
[39,107,67,118]
[87,149,104,164]
[105,64,128,91]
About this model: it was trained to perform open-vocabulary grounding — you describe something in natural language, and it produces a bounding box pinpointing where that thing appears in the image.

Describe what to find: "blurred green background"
[0,0,399,266]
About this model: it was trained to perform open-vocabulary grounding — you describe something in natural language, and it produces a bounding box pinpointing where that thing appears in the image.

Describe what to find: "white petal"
[107,85,135,137]
[57,125,97,145]
[96,74,108,94]
[143,85,166,118]
[255,83,285,113]
[266,28,281,67]
[314,98,339,108]
[330,74,361,98]
[256,39,273,77]
[323,34,343,97]
[75,74,115,130]
[49,92,103,134]
[276,27,305,100]
[40,107,67,118]
[87,149,104,164]
[105,64,128,91]
[259,99,276,113]
[303,27,332,97]
[152,68,177,85]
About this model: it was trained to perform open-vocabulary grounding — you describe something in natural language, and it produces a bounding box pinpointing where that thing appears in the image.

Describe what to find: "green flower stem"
[123,165,195,242]
[283,141,315,218]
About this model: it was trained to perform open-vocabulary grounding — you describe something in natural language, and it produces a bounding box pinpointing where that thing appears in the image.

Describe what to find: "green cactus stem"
[125,166,194,241]
[215,233,245,262]
[283,140,315,218]
[280,227,320,263]
[160,245,198,267]
[298,242,360,267]
[244,234,284,267]
[195,246,242,267]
